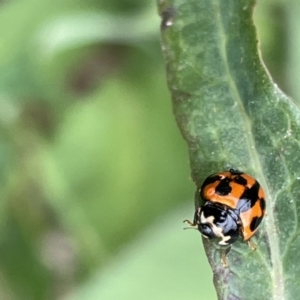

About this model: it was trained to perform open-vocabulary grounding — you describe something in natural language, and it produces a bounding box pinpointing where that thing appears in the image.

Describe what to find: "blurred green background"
[0,1,297,299]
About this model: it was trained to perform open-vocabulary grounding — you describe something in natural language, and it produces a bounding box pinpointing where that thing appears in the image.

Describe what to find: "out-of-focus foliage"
[0,0,296,299]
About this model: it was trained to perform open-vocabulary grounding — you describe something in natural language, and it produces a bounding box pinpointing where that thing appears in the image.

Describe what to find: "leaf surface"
[157,0,300,299]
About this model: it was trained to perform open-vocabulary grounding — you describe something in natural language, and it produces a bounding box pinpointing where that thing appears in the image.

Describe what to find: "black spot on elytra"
[202,174,221,186]
[250,215,264,231]
[233,175,247,186]
[236,181,260,212]
[260,198,266,212]
[215,178,232,195]
[200,174,221,198]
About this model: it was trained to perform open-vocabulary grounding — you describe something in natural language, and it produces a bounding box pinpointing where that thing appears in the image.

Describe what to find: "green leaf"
[157,0,300,299]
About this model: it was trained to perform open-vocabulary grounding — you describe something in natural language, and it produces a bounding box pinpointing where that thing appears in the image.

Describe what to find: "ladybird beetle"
[184,169,266,267]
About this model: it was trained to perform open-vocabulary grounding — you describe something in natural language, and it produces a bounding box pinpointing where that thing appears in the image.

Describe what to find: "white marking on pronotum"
[200,214,230,245]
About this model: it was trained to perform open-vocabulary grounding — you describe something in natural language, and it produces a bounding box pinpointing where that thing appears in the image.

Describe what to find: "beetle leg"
[247,239,256,251]
[183,207,202,228]
[183,219,197,229]
[221,246,231,268]
[183,219,195,226]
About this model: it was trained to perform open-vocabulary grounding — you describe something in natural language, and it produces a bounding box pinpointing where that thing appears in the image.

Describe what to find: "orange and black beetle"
[184,169,266,266]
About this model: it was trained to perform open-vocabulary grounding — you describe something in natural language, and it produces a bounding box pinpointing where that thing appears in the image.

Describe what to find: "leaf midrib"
[215,2,285,299]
